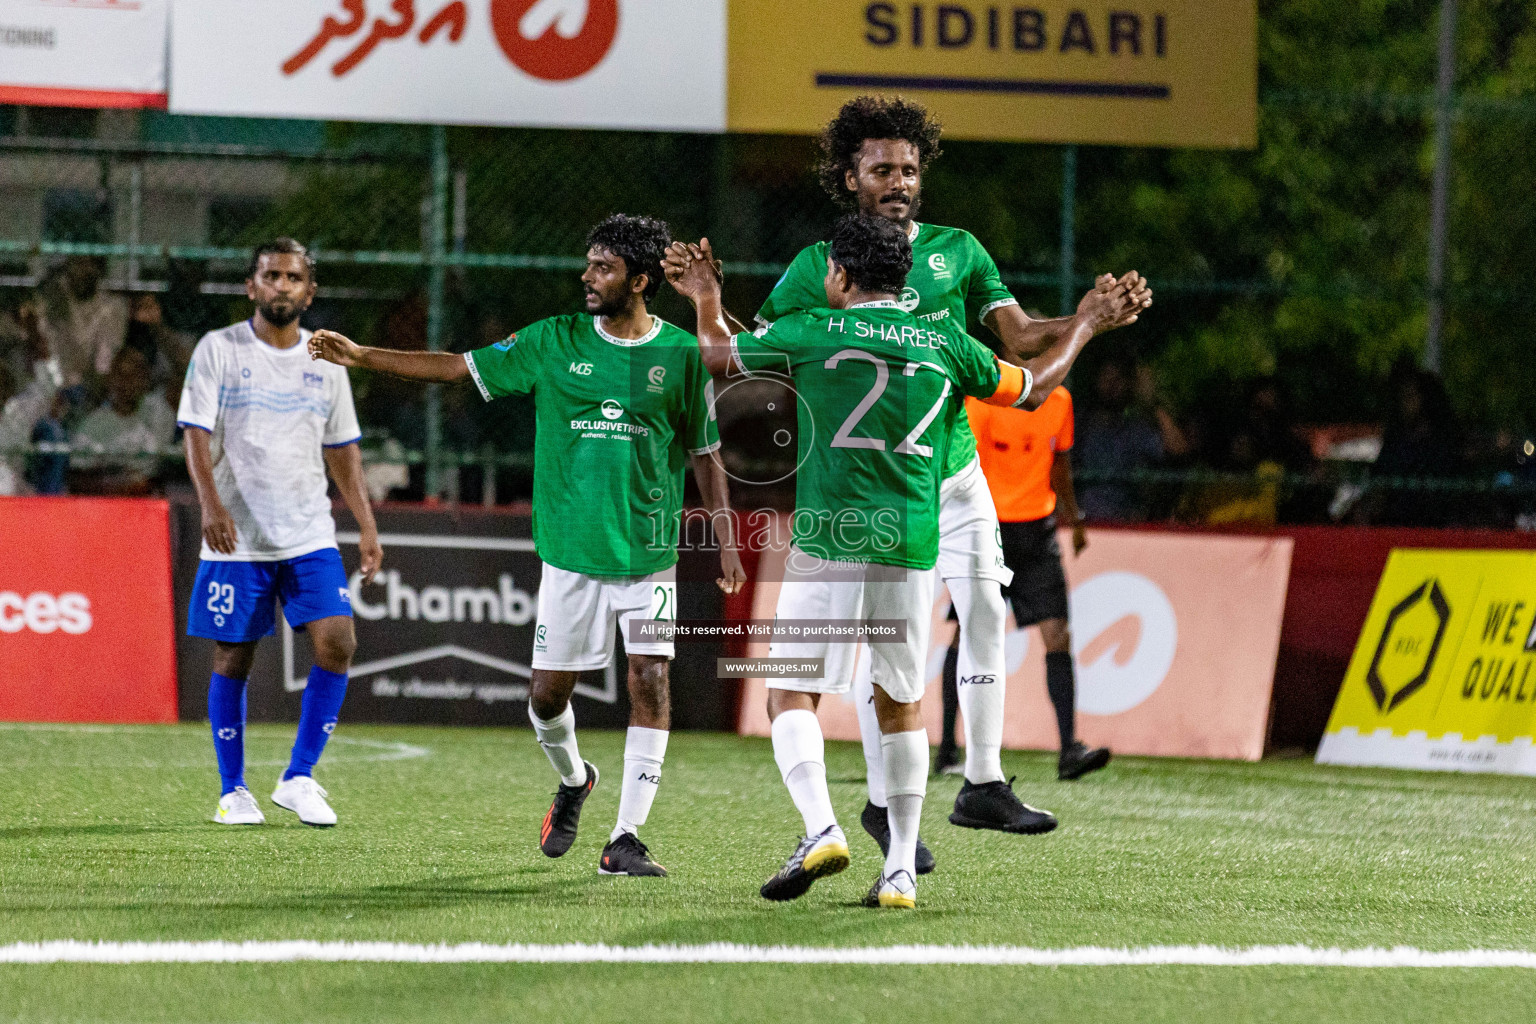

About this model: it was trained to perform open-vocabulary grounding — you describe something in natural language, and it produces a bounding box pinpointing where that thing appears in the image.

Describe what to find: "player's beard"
[873,189,920,226]
[585,287,629,319]
[257,299,302,328]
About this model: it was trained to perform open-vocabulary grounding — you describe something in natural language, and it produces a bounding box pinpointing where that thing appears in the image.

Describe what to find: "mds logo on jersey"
[569,361,594,375]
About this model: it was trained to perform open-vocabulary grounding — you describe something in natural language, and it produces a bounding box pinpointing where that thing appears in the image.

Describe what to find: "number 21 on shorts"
[650,581,675,622]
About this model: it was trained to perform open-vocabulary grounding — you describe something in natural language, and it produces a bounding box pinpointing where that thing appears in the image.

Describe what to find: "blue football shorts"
[188,548,352,643]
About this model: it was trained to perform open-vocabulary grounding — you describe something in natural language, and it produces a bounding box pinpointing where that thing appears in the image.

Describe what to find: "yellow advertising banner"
[727,0,1256,148]
[1317,550,1536,776]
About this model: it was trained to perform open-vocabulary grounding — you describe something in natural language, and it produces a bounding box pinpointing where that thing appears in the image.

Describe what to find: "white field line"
[0,942,1534,968]
[0,726,430,769]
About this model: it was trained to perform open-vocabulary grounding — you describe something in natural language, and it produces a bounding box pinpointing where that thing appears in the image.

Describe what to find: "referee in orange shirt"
[937,387,1111,781]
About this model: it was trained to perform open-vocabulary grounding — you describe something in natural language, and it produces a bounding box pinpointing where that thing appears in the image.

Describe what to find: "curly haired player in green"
[667,96,1149,872]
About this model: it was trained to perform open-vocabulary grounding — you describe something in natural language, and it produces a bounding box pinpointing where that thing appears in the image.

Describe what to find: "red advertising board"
[0,497,177,723]
[739,522,1292,761]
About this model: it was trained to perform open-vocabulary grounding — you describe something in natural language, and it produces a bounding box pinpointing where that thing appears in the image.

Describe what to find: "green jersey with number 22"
[756,223,1019,479]
[732,302,1028,569]
[465,314,719,578]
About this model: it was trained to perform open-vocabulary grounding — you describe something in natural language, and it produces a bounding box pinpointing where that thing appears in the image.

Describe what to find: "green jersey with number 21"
[732,302,1028,569]
[756,223,1019,479]
[465,314,719,578]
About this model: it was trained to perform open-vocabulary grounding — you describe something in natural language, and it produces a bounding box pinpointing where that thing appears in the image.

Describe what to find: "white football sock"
[852,646,886,806]
[612,726,668,841]
[880,728,928,881]
[529,703,587,787]
[772,708,837,836]
[950,577,1008,785]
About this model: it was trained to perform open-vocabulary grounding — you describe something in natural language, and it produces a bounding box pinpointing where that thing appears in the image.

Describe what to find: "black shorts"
[999,515,1069,627]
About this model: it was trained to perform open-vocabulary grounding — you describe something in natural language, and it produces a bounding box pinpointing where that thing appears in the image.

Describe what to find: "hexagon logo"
[1365,578,1451,713]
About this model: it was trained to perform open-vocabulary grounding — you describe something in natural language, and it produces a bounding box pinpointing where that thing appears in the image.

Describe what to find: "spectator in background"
[1073,358,1186,522]
[1362,363,1465,526]
[138,350,187,453]
[0,324,63,496]
[125,292,195,387]
[1179,376,1319,525]
[37,256,128,397]
[70,346,160,495]
[1,294,34,384]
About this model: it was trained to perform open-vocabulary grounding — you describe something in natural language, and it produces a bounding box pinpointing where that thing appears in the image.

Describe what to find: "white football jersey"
[177,319,360,561]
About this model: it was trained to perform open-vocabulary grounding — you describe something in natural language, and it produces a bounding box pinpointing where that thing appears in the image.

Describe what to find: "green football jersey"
[756,222,1019,479]
[464,314,719,578]
[732,302,1028,569]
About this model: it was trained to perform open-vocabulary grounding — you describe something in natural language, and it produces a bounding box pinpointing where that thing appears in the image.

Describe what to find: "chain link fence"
[2,79,1534,527]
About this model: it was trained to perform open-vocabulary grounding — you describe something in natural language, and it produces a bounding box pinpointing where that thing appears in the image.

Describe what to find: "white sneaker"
[271,775,337,827]
[213,787,265,825]
[863,869,917,910]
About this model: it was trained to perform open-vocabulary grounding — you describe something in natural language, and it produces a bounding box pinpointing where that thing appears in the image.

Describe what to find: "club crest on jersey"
[601,399,624,420]
[899,287,921,312]
[647,365,666,393]
[928,253,951,279]
[569,361,594,375]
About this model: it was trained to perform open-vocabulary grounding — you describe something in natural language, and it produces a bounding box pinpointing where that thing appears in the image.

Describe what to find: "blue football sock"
[208,672,248,796]
[285,666,349,780]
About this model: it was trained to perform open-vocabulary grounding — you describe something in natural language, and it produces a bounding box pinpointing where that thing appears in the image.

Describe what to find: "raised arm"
[663,244,753,337]
[986,275,1151,362]
[309,329,470,382]
[1013,271,1151,410]
[667,239,735,377]
[322,442,383,584]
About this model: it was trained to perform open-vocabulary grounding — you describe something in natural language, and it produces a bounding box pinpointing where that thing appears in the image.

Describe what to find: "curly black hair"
[248,237,316,282]
[586,214,672,301]
[828,214,912,296]
[817,96,943,205]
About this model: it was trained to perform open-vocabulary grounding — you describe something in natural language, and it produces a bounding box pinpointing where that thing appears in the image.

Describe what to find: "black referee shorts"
[999,515,1070,628]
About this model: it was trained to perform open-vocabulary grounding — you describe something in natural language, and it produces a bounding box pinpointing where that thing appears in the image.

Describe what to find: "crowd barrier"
[1319,548,1536,775]
[737,519,1293,760]
[0,497,177,723]
[166,500,733,731]
[3,496,1530,755]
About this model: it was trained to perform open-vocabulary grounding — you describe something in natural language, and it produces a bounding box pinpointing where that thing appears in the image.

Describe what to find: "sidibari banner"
[738,522,1292,760]
[0,497,178,723]
[0,0,168,108]
[1317,549,1536,776]
[169,0,727,131]
[728,0,1257,148]
[166,1,1255,147]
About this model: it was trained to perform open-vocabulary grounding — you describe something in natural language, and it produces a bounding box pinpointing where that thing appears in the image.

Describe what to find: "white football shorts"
[936,455,1013,586]
[766,547,935,704]
[530,563,675,671]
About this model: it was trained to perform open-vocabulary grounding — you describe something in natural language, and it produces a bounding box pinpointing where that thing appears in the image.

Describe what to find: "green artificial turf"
[0,722,1533,1022]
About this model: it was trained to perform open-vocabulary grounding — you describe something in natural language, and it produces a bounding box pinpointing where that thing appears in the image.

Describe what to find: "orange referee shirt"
[966,386,1073,523]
